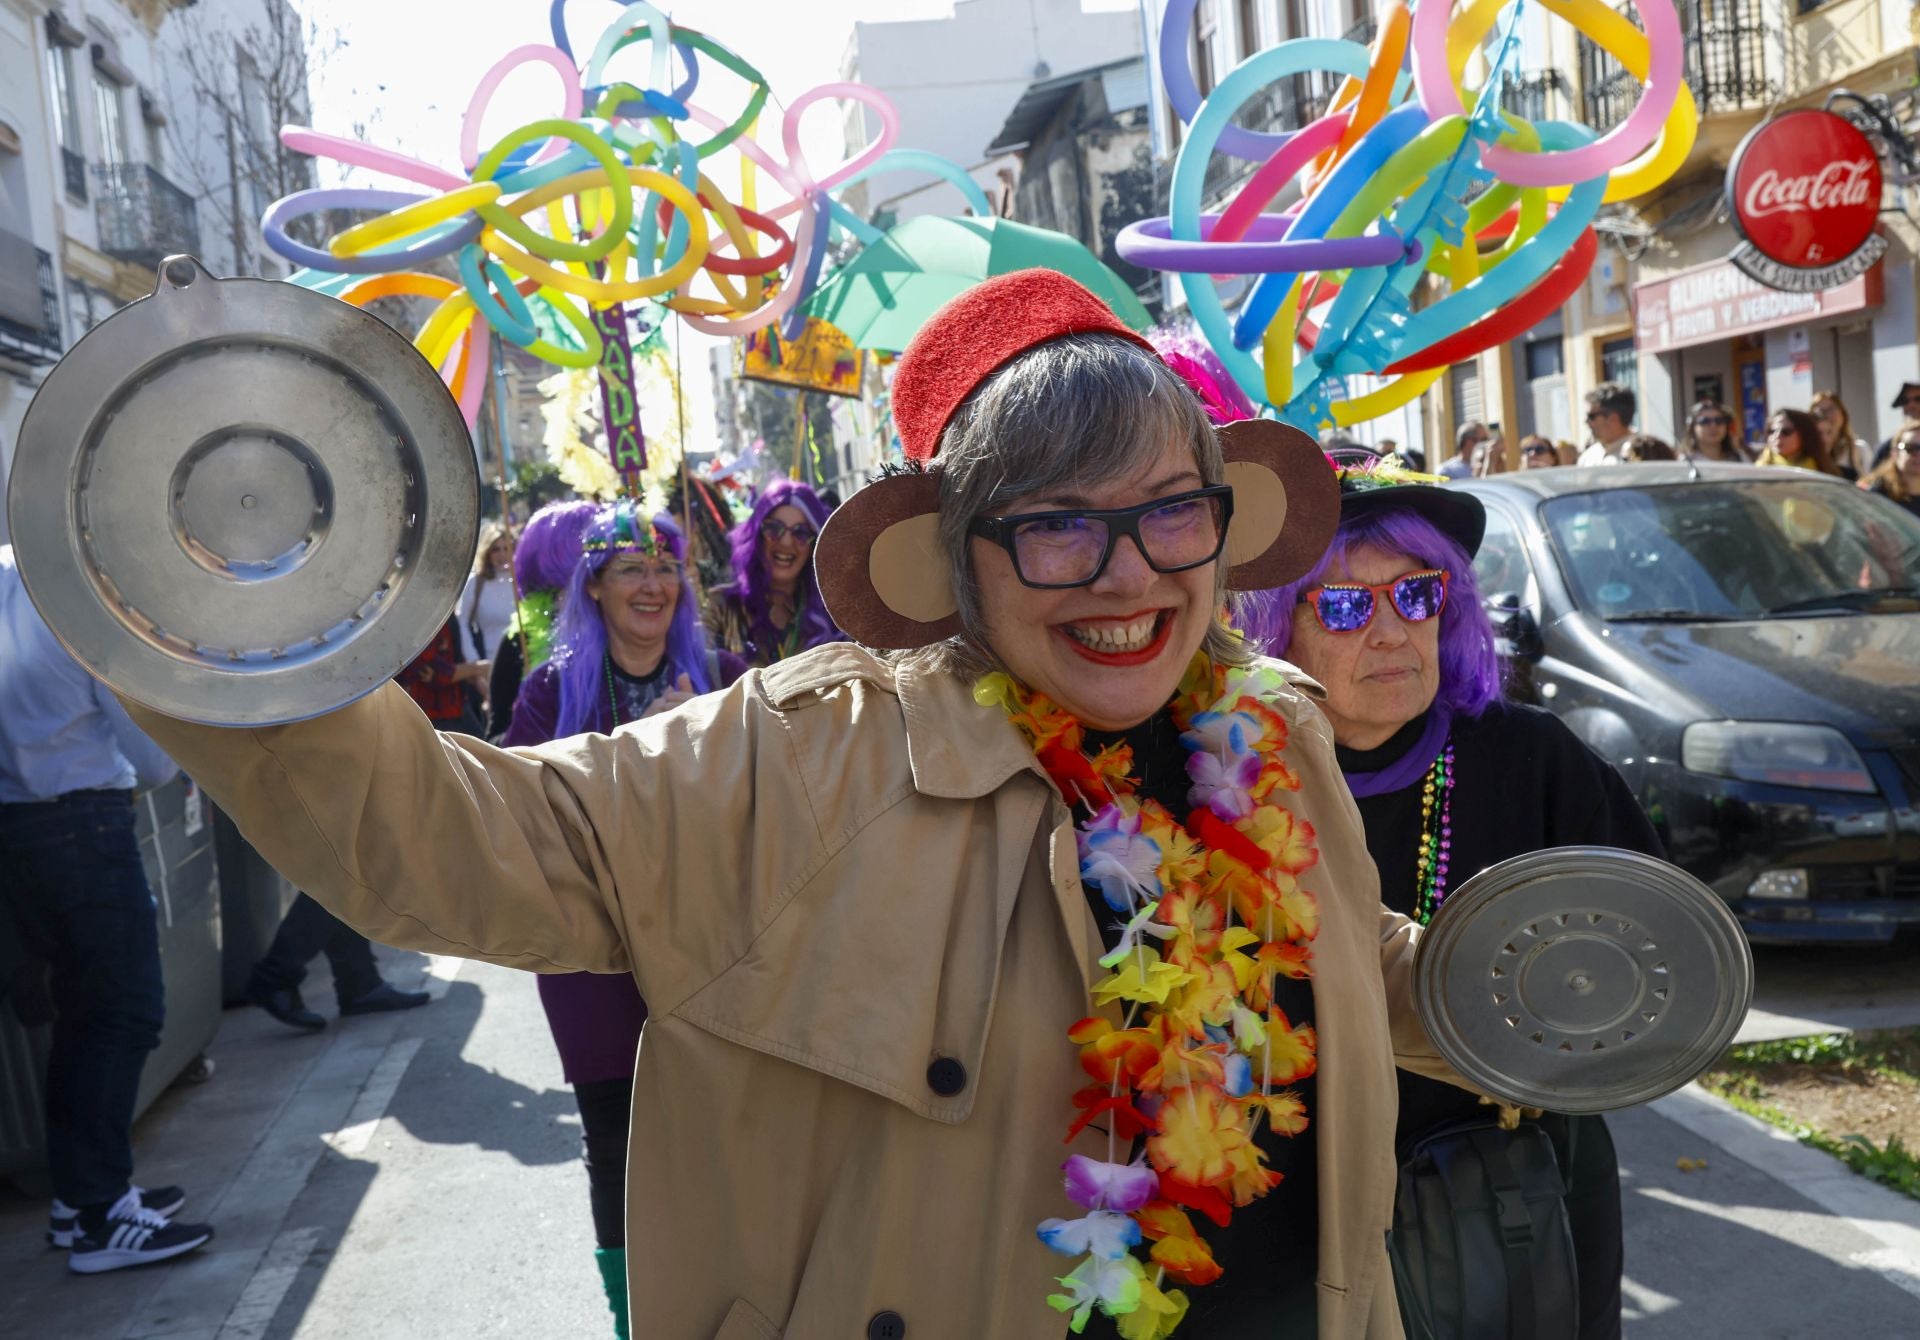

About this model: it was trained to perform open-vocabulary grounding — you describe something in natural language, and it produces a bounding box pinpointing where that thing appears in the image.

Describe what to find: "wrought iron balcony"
[1503,70,1574,125]
[94,162,200,271]
[0,233,63,366]
[1581,0,1775,132]
[61,147,87,202]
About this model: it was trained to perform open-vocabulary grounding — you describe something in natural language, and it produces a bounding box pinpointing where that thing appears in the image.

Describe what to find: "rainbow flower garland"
[977,654,1322,1338]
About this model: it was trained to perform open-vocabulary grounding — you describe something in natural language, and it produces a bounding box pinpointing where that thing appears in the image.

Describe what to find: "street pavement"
[2,938,1918,1339]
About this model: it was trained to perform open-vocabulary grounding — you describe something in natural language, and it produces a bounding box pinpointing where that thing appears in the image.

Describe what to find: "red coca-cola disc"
[1727,109,1882,270]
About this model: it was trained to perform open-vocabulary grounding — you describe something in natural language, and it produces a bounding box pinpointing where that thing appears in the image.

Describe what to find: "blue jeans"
[0,788,164,1208]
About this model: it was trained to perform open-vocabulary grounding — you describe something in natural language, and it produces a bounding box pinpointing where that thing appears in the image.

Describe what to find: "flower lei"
[977,653,1322,1338]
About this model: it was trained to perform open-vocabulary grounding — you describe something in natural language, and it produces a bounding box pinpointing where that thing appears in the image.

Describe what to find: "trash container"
[213,806,298,1007]
[0,775,223,1195]
[133,775,223,1115]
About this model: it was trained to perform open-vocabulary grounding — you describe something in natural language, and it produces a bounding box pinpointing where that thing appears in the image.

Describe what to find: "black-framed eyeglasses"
[760,518,817,545]
[1300,569,1449,634]
[969,486,1234,589]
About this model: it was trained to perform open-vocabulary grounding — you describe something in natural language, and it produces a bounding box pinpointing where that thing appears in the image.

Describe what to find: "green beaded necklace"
[1412,738,1456,925]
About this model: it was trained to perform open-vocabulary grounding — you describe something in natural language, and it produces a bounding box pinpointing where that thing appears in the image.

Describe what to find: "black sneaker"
[338,982,431,1016]
[249,981,326,1032]
[49,1185,185,1248]
[68,1190,213,1274]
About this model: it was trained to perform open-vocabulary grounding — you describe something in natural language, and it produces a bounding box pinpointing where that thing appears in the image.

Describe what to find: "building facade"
[0,0,311,544]
[1137,0,1920,466]
[838,0,1143,226]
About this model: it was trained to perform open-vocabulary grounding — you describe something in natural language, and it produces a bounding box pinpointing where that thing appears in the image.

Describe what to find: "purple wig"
[1149,324,1256,425]
[1238,508,1503,718]
[718,478,839,656]
[551,505,714,737]
[514,500,600,595]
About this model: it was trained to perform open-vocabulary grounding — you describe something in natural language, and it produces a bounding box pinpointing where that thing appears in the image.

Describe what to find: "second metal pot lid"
[1413,846,1753,1114]
[6,256,478,726]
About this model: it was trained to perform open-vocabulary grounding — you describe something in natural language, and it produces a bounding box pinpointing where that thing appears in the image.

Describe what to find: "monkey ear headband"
[813,269,1340,649]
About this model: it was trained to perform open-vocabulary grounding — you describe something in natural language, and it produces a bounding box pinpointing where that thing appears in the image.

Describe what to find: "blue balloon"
[1230,101,1430,351]
[1167,36,1375,406]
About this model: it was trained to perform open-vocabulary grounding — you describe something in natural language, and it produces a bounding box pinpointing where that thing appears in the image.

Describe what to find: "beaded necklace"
[603,652,625,728]
[1411,738,1456,925]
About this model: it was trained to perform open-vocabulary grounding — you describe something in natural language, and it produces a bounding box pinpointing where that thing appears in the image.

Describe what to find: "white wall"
[846,0,1142,222]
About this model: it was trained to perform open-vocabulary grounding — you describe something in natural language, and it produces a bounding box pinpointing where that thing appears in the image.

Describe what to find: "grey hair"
[898,332,1251,678]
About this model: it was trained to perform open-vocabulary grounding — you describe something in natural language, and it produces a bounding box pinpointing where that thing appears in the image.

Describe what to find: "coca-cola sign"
[1727,109,1884,291]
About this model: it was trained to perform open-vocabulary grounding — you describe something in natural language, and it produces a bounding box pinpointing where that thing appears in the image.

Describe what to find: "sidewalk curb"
[1648,1081,1920,1289]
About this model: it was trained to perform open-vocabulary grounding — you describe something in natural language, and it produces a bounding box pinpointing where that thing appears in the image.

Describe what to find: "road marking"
[1852,1247,1920,1302]
[321,1036,423,1156]
[214,1225,324,1340]
[422,952,466,1000]
[1619,1276,1681,1317]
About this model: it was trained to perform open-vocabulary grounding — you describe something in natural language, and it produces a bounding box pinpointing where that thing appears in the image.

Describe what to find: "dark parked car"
[1459,463,1920,943]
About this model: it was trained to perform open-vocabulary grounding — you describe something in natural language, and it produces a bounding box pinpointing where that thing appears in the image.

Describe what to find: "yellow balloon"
[328,181,503,259]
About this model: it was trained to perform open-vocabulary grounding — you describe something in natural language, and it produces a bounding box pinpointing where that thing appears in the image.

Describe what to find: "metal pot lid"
[6,256,478,726]
[1413,846,1753,1114]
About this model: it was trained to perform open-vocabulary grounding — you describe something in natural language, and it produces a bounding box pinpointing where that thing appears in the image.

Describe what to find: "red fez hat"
[890,269,1158,464]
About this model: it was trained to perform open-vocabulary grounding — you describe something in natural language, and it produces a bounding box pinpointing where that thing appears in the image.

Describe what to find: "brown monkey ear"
[1219,419,1340,590]
[813,471,964,650]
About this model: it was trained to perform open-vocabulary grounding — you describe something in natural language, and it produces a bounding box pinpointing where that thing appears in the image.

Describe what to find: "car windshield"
[1540,479,1920,621]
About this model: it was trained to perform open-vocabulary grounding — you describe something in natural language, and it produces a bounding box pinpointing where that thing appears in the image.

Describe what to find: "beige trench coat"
[126,643,1457,1340]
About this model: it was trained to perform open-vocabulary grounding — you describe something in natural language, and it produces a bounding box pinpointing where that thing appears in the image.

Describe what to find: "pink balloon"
[762,82,901,219]
[1212,109,1351,245]
[280,126,469,192]
[460,45,585,173]
[1412,0,1681,187]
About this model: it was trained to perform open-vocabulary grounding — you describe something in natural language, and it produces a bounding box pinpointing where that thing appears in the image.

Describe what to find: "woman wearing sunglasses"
[1678,399,1751,463]
[1755,408,1845,476]
[122,272,1465,1339]
[704,478,843,667]
[1242,453,1661,1340]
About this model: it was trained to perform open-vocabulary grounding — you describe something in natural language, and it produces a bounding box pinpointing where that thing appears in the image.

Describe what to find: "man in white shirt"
[1577,383,1636,466]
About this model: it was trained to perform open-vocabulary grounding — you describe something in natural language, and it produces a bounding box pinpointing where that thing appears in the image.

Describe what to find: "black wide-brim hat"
[1327,448,1486,559]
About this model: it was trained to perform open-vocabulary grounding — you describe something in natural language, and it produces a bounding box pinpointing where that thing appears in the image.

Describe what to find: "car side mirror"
[1485,591,1542,661]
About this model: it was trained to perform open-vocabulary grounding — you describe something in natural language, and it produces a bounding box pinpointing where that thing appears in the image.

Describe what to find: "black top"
[1869,480,1920,519]
[486,633,526,742]
[1076,715,1319,1339]
[1335,702,1664,1139]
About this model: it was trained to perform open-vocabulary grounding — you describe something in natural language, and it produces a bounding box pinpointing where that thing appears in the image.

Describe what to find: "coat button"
[867,1311,906,1340]
[926,1056,966,1097]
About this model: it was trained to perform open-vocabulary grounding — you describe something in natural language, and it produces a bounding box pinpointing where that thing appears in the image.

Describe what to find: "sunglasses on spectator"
[1300,570,1449,634]
[1770,424,1798,436]
[970,486,1233,589]
[760,518,818,544]
[1693,414,1728,427]
[1584,409,1613,422]
[1901,394,1920,407]
[1522,444,1556,457]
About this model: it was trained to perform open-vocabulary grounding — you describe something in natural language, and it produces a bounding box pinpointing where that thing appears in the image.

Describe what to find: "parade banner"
[591,303,646,477]
[737,317,864,398]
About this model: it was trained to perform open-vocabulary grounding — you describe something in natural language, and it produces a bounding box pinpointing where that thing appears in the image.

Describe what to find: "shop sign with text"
[1726,108,1886,292]
[1632,256,1882,355]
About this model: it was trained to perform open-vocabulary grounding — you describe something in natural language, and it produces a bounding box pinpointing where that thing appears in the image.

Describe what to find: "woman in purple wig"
[1242,452,1658,1340]
[500,500,744,1338]
[485,499,598,741]
[703,477,842,666]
